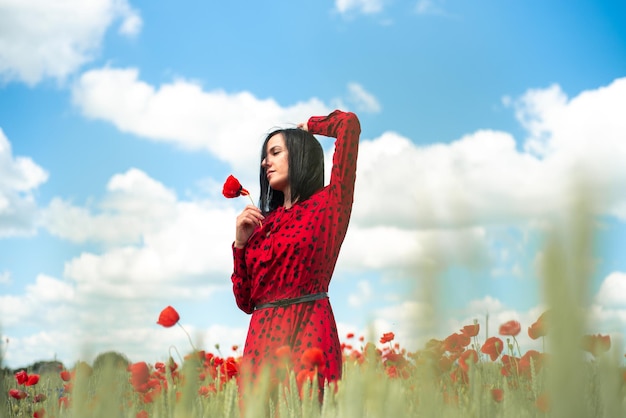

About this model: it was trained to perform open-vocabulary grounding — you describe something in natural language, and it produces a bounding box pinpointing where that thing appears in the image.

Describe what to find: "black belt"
[255,292,328,310]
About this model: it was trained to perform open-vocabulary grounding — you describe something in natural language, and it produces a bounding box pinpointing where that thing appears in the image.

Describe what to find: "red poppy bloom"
[301,347,325,372]
[33,408,45,418]
[9,389,28,400]
[581,334,611,357]
[528,311,549,339]
[15,370,28,385]
[500,354,520,377]
[535,392,550,412]
[25,374,40,386]
[481,336,503,361]
[157,306,180,328]
[520,350,543,378]
[275,345,292,363]
[60,370,72,382]
[380,332,395,344]
[222,175,250,198]
[499,320,521,337]
[459,349,478,373]
[461,323,480,338]
[346,332,355,339]
[491,388,504,403]
[129,362,151,392]
[443,333,470,353]
[296,369,317,390]
[58,396,70,409]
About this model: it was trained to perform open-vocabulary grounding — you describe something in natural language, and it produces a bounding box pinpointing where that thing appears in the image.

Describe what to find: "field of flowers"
[3,208,626,417]
[2,306,626,418]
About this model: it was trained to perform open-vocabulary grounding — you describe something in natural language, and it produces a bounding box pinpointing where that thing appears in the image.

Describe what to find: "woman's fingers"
[235,206,265,247]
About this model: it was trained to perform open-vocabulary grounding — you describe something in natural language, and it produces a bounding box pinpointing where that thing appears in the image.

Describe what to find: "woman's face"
[262,133,289,193]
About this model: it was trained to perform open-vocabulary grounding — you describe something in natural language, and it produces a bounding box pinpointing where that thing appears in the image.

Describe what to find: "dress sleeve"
[307,110,361,205]
[230,244,254,314]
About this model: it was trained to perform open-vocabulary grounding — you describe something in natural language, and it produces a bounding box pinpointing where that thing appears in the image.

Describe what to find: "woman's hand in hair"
[234,205,265,248]
[297,121,308,131]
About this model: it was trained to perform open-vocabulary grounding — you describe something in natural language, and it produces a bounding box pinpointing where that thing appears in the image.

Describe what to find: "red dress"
[231,110,361,386]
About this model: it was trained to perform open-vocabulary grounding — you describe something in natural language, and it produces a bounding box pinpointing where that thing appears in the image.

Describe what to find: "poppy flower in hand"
[222,175,250,198]
[157,306,180,328]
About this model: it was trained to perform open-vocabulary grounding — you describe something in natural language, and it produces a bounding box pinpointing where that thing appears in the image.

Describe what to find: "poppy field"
[3,306,626,418]
[3,209,626,417]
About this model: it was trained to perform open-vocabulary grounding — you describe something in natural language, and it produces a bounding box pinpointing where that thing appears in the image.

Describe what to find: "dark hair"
[259,128,324,213]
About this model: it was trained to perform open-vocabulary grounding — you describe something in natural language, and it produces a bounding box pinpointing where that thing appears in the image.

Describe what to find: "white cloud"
[0,0,142,85]
[0,129,48,236]
[43,168,178,245]
[71,67,330,177]
[335,0,385,15]
[0,270,10,285]
[346,82,381,113]
[594,272,626,308]
[350,77,626,230]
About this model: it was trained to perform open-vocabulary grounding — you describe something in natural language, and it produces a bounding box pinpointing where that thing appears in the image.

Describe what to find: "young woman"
[231,109,360,393]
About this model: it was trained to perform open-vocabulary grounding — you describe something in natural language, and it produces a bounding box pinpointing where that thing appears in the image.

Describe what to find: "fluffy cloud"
[0,0,141,85]
[43,168,177,245]
[72,67,331,178]
[0,129,48,236]
[594,272,626,308]
[353,77,626,229]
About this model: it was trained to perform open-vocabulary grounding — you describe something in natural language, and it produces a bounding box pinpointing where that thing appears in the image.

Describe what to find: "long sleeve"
[231,244,254,314]
[307,110,361,205]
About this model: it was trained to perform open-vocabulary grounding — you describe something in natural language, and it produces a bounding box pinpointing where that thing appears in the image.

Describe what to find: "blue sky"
[1,0,626,369]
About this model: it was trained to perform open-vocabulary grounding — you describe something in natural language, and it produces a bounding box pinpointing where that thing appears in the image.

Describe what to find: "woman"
[231,109,360,393]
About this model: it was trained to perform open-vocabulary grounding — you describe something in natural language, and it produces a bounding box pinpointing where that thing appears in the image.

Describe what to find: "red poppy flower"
[60,370,72,382]
[129,362,151,392]
[58,396,70,409]
[301,347,325,372]
[461,323,480,338]
[491,388,504,403]
[15,370,28,385]
[9,389,28,400]
[443,333,470,353]
[346,332,355,339]
[222,175,249,198]
[379,332,395,344]
[275,345,292,361]
[535,392,550,412]
[459,349,478,373]
[481,336,503,361]
[33,408,45,418]
[520,350,543,378]
[25,374,40,386]
[157,306,180,328]
[581,334,611,357]
[499,320,521,337]
[528,311,549,339]
[296,369,317,389]
[500,354,520,377]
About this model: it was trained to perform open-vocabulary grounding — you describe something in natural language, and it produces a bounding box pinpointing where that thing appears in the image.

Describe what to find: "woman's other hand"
[234,205,265,248]
[297,121,308,131]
